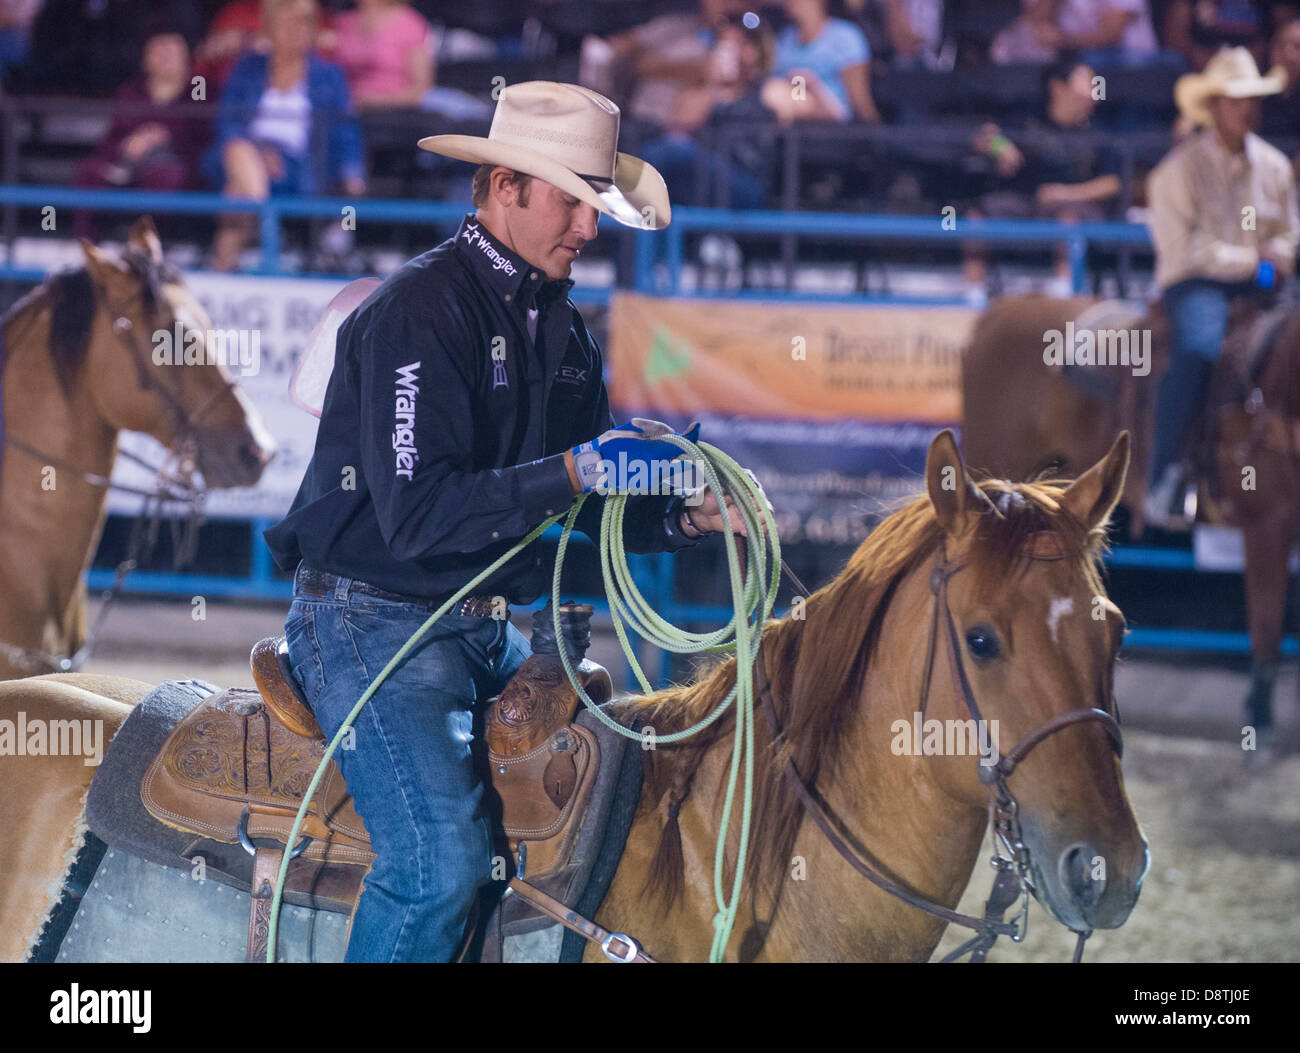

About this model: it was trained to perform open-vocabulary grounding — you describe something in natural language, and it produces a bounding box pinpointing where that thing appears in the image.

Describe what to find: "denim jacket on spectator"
[215,51,364,193]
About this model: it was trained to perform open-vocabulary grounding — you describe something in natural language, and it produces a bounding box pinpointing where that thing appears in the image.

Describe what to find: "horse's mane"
[1,246,180,400]
[617,473,1111,915]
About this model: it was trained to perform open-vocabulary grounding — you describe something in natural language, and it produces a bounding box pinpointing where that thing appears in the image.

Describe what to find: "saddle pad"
[56,846,350,963]
[85,679,361,913]
[86,678,217,863]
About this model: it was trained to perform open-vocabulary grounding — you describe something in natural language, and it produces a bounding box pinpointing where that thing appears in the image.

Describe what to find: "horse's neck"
[781,574,989,958]
[668,573,990,961]
[0,308,117,655]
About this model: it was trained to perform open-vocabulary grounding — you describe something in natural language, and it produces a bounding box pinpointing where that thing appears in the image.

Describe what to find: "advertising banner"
[607,292,978,544]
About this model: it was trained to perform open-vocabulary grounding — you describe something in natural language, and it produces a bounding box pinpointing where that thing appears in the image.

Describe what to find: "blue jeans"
[1149,278,1253,485]
[283,568,531,962]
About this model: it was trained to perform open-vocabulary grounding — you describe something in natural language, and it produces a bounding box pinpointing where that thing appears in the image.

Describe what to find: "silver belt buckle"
[459,594,507,618]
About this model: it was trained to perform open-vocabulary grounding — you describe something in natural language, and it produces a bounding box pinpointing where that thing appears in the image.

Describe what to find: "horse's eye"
[965,627,1000,661]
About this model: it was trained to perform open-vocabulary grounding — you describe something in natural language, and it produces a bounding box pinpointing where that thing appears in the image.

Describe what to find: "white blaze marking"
[1047,597,1074,645]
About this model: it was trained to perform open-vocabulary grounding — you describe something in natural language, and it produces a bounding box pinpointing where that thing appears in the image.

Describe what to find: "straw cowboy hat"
[418,81,672,230]
[1174,46,1285,125]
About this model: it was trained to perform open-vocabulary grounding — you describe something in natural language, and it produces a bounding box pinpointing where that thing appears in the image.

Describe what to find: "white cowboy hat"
[418,81,671,230]
[1174,46,1285,125]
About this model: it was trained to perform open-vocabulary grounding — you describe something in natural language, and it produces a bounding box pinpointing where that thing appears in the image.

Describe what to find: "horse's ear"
[127,216,163,262]
[926,428,977,534]
[1060,430,1131,532]
[79,237,121,284]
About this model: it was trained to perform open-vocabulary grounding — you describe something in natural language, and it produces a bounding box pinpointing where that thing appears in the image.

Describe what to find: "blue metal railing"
[0,185,1152,297]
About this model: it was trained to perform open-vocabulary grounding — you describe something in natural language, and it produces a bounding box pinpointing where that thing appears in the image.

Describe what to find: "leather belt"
[294,564,508,619]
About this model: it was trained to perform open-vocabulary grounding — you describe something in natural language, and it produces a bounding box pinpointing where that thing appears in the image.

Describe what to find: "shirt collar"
[1203,127,1260,169]
[452,212,575,311]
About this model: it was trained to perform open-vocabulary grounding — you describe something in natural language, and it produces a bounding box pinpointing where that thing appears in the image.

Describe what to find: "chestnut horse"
[0,432,1146,962]
[963,293,1299,746]
[590,430,1146,960]
[0,217,276,680]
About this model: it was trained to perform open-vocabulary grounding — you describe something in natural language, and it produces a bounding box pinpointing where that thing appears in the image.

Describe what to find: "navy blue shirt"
[265,212,695,603]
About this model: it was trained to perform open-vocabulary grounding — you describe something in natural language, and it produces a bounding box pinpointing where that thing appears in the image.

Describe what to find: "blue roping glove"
[571,418,701,494]
[1256,259,1276,290]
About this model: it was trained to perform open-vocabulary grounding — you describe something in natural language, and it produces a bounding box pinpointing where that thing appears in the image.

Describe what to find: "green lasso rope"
[266,436,780,963]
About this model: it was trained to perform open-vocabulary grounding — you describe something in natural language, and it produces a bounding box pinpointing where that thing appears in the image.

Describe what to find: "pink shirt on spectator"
[334,7,434,103]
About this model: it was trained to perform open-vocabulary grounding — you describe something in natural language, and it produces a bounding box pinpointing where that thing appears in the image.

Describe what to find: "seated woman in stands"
[329,0,436,110]
[761,0,880,122]
[73,22,208,239]
[201,0,364,271]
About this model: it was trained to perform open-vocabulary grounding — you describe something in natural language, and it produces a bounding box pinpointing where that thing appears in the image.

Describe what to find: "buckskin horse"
[0,430,1146,962]
[963,292,1300,750]
[0,217,276,681]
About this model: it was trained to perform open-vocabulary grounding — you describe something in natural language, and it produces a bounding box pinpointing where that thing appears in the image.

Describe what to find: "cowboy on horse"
[261,81,760,962]
[1144,46,1300,529]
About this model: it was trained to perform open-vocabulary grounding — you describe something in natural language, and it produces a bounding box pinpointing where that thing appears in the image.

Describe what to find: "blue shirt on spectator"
[773,19,870,117]
[202,51,364,195]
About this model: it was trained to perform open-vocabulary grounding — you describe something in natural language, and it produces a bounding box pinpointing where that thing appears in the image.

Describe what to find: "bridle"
[754,536,1124,963]
[0,269,236,673]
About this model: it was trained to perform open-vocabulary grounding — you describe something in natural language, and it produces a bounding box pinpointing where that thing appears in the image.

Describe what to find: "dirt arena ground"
[81,596,1300,963]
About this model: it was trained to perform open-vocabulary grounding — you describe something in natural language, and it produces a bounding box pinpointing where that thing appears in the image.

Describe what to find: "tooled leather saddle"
[137,602,612,962]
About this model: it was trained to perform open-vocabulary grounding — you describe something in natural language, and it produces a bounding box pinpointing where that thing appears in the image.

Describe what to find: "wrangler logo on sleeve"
[393,362,421,479]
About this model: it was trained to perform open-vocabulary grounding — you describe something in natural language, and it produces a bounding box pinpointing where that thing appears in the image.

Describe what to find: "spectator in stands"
[1260,16,1300,141]
[195,0,265,91]
[590,0,742,133]
[877,0,948,69]
[1145,46,1298,529]
[0,1,41,89]
[992,0,1161,67]
[73,24,207,237]
[202,0,364,271]
[332,0,435,109]
[22,0,201,96]
[194,0,337,92]
[962,54,1123,301]
[1161,0,1271,71]
[639,14,776,209]
[763,0,881,122]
